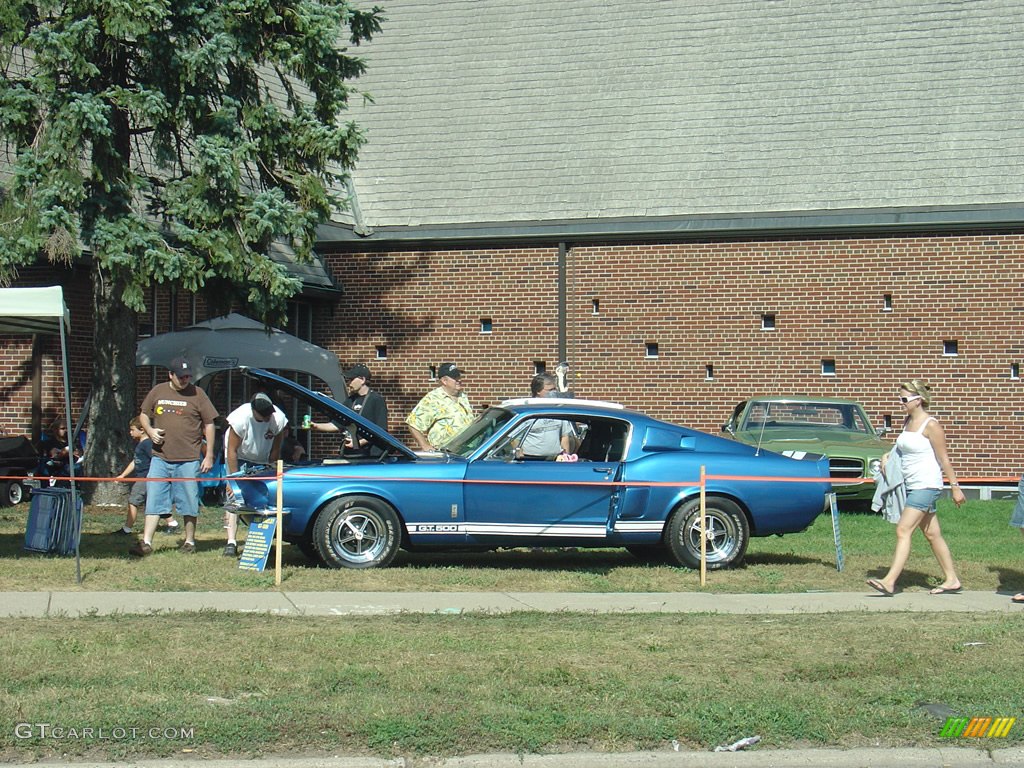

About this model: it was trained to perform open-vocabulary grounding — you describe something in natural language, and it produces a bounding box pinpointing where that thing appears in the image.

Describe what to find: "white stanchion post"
[275,460,284,587]
[699,465,707,587]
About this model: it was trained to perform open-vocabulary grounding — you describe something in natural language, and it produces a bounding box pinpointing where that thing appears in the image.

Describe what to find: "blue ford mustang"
[237,369,831,570]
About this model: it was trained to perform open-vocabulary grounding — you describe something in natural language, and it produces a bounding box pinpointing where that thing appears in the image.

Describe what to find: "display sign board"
[829,492,844,572]
[238,515,277,572]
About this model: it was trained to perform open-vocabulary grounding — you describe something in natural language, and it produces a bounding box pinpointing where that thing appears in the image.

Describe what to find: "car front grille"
[829,458,865,479]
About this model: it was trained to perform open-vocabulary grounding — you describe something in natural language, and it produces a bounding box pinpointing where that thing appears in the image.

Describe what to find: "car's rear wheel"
[666,497,749,570]
[1,480,25,507]
[313,495,402,569]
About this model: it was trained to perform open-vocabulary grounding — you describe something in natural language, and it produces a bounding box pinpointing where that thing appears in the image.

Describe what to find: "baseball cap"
[169,357,193,378]
[343,363,371,381]
[250,392,274,417]
[438,362,463,380]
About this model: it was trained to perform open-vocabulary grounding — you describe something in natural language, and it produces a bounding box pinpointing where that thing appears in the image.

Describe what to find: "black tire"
[666,497,749,570]
[312,495,402,569]
[2,480,25,507]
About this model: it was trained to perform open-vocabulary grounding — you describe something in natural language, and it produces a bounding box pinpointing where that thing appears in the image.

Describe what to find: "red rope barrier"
[4,472,1016,487]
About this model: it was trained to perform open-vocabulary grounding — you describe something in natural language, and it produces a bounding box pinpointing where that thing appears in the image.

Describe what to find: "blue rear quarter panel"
[620,421,830,537]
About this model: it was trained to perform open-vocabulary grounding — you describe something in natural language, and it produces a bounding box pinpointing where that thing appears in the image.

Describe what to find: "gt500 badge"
[412,524,462,533]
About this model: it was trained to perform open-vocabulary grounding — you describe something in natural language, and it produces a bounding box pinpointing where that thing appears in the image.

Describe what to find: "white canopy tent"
[0,286,82,582]
[136,313,346,399]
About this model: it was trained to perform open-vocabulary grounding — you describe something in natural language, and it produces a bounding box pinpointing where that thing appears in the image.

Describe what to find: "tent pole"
[60,315,82,584]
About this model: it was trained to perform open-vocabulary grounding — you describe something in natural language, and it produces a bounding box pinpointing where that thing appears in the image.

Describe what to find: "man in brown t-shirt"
[130,357,218,556]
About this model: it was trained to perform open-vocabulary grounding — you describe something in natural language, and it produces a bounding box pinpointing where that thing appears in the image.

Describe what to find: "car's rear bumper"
[831,479,875,501]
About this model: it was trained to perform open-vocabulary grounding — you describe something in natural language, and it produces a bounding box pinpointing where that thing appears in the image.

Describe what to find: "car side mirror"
[722,423,735,436]
[876,426,891,437]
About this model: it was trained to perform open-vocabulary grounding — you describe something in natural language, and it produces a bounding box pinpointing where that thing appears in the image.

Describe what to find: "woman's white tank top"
[895,417,943,490]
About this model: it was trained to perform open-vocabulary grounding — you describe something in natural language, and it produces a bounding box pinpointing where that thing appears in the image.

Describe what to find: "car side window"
[729,401,746,431]
[484,417,580,462]
[482,422,529,462]
[575,418,630,462]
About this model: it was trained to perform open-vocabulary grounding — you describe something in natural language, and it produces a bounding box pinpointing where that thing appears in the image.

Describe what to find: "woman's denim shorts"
[905,488,942,514]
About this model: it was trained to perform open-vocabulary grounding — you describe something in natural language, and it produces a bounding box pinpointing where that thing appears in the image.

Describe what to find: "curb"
[1,590,1021,618]
[17,747,1024,768]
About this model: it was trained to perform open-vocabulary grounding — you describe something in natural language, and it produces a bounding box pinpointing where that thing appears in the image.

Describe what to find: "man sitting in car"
[515,374,577,460]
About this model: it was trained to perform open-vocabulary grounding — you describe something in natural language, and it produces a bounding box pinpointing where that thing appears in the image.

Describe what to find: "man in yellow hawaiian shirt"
[406,362,474,450]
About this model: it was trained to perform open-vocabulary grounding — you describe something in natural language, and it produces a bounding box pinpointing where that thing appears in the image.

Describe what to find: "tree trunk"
[82,267,138,506]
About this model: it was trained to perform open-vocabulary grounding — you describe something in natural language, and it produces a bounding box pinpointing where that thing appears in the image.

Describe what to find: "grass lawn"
[0,499,1020,594]
[1,611,1022,761]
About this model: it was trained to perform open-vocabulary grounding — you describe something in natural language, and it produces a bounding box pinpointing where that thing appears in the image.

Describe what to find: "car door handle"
[592,467,612,473]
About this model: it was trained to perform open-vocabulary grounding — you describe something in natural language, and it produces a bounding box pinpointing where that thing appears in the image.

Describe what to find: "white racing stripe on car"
[408,522,663,537]
[612,521,665,533]
[408,523,607,537]
[464,524,607,537]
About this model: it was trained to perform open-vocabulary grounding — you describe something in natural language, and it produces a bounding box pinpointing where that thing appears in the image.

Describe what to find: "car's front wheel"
[312,495,402,569]
[666,497,749,570]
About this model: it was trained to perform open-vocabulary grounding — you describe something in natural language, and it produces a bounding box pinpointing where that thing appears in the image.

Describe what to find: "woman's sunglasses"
[899,395,921,404]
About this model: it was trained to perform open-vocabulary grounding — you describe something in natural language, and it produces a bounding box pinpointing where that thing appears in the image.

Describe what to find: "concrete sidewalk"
[2,589,1021,617]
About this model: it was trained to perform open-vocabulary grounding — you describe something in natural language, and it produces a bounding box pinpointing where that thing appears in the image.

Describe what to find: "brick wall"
[313,246,564,424]
[6,231,1022,481]
[318,232,1024,480]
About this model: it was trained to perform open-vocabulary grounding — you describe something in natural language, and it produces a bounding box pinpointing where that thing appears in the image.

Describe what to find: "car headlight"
[868,458,882,476]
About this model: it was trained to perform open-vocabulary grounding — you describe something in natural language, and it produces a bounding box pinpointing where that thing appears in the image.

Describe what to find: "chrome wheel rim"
[329,508,389,564]
[685,512,738,564]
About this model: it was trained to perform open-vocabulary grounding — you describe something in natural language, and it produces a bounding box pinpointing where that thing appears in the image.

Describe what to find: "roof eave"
[316,203,1024,250]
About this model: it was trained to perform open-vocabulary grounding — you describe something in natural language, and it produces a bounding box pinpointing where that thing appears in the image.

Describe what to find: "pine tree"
[0,0,382,501]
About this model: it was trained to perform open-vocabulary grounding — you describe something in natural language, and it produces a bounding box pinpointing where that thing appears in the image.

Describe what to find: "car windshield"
[742,402,873,434]
[444,407,516,457]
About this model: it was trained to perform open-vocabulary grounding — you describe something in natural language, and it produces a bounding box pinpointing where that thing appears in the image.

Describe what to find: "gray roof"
[267,241,340,296]
[336,0,1024,235]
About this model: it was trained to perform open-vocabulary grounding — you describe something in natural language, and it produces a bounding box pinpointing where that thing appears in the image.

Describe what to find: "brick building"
[5,0,1024,481]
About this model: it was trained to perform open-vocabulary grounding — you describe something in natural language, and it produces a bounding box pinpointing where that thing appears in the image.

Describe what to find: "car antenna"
[755,400,771,457]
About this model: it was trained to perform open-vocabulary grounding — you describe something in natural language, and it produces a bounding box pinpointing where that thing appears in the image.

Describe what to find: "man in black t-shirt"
[309,364,389,457]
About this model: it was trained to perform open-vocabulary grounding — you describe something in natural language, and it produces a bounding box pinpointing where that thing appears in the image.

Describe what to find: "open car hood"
[239,367,418,461]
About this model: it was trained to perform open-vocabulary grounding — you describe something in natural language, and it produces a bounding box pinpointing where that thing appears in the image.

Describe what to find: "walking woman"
[867,379,966,596]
